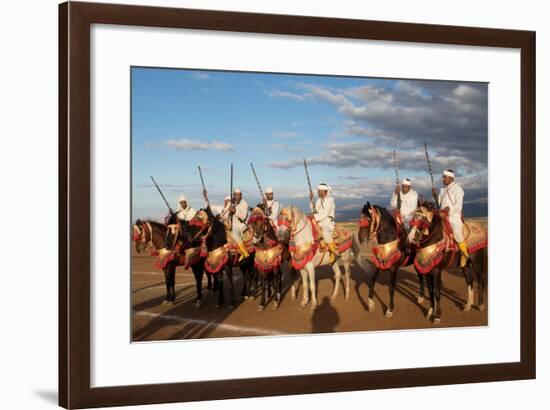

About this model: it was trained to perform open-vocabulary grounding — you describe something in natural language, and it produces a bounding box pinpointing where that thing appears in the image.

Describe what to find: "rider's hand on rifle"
[432,188,438,199]
[309,191,314,201]
[229,205,236,214]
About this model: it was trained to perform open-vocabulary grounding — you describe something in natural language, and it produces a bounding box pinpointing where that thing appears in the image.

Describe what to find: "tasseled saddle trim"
[291,242,319,270]
[371,247,402,270]
[204,247,228,274]
[414,241,446,274]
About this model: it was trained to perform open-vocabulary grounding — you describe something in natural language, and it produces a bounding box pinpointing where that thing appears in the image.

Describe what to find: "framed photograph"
[59,1,535,408]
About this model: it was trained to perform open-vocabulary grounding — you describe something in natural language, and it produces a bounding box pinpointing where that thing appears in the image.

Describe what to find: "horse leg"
[206,270,213,291]
[367,268,380,311]
[330,260,342,304]
[162,269,171,304]
[227,264,235,309]
[462,265,474,312]
[433,268,443,323]
[417,272,426,304]
[273,268,282,310]
[290,266,299,300]
[307,263,317,313]
[258,274,266,311]
[300,268,309,308]
[386,266,398,318]
[343,252,351,299]
[215,271,225,308]
[193,265,203,308]
[426,272,435,319]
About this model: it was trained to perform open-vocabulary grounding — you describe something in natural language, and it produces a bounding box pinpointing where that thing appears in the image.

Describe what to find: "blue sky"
[132,67,488,220]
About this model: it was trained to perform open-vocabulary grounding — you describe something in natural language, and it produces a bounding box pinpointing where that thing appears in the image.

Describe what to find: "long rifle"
[393,150,402,210]
[303,158,317,213]
[423,143,438,208]
[197,165,209,207]
[250,163,269,215]
[230,163,234,206]
[150,176,173,214]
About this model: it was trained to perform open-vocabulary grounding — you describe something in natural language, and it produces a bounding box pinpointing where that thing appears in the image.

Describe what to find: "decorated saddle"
[288,216,352,270]
[254,244,285,274]
[414,213,487,274]
[224,227,255,255]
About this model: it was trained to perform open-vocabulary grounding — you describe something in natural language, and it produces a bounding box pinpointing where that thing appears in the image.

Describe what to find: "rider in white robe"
[263,187,281,229]
[389,178,418,231]
[309,183,339,263]
[230,188,250,261]
[432,169,468,267]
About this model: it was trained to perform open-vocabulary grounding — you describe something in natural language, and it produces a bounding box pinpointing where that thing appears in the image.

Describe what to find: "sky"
[131,67,488,221]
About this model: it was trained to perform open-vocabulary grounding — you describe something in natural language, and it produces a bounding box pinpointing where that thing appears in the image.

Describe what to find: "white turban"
[443,169,455,178]
[234,188,242,194]
[178,195,187,202]
[265,187,273,194]
[317,183,330,191]
[402,178,412,186]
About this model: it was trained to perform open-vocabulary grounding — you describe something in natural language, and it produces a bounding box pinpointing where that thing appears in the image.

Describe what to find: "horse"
[248,206,287,311]
[132,218,211,307]
[222,219,257,302]
[189,207,242,308]
[357,202,418,317]
[276,206,360,312]
[407,202,488,323]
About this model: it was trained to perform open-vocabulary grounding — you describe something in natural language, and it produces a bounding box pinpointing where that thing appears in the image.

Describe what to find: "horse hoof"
[228,304,235,310]
[300,302,308,308]
[367,299,375,311]
[257,305,265,312]
[426,308,433,319]
[243,296,249,300]
[433,317,441,325]
[479,304,486,312]
[345,293,350,300]
[272,302,279,310]
[161,300,169,306]
[463,304,472,312]
[385,310,393,318]
[215,304,222,309]
[193,300,201,309]
[330,296,337,305]
[417,296,425,304]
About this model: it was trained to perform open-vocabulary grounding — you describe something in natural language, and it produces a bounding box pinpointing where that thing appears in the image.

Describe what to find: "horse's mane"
[375,206,396,227]
[137,219,166,231]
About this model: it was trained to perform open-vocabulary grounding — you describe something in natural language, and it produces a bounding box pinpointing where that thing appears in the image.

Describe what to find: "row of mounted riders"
[132,200,487,323]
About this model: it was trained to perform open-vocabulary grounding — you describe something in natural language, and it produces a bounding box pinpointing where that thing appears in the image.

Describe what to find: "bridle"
[134,221,154,251]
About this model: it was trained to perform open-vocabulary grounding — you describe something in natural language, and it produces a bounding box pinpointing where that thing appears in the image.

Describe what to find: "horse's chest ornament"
[254,244,284,273]
[371,239,402,270]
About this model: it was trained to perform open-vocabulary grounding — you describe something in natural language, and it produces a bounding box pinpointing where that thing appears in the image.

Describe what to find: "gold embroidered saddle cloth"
[254,244,284,274]
[308,217,352,253]
[224,227,255,254]
[440,215,488,254]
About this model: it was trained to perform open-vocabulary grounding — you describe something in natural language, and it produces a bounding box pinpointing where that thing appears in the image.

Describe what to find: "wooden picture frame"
[59,1,536,408]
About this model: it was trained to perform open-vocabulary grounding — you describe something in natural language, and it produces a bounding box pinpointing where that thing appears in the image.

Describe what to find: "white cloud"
[190,72,210,80]
[152,138,234,152]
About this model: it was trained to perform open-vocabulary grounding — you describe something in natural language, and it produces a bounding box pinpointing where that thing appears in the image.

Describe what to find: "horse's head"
[132,219,147,253]
[277,206,301,243]
[358,202,381,244]
[248,207,268,240]
[183,210,211,243]
[408,202,435,245]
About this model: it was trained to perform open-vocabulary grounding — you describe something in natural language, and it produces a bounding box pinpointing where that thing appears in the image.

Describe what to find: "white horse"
[277,206,366,312]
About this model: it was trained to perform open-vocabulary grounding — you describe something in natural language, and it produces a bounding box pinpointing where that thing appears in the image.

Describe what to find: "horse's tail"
[351,232,368,273]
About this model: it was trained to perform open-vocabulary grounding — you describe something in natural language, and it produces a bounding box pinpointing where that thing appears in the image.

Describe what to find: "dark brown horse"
[357,202,417,317]
[248,206,287,311]
[132,219,211,306]
[407,202,487,323]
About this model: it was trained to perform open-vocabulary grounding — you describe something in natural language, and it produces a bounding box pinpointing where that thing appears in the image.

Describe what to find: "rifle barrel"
[150,176,173,213]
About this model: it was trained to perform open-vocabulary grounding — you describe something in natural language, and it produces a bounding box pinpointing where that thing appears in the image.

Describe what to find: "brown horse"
[407,203,488,323]
[357,203,417,317]
[132,219,211,307]
[248,206,289,311]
